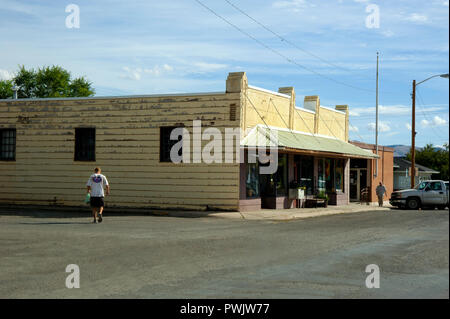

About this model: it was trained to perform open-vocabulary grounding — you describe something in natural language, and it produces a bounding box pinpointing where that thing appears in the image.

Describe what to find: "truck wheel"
[407,198,420,210]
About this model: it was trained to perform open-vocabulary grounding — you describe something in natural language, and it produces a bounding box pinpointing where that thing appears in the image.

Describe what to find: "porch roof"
[241,125,379,159]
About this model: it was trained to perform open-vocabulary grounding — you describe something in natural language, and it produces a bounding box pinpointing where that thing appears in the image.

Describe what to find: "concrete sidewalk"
[195,203,393,221]
[0,202,393,222]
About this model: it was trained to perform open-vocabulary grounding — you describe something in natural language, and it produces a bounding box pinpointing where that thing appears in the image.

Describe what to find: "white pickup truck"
[390,180,449,210]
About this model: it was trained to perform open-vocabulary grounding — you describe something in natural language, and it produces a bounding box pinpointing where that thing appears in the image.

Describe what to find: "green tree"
[0,65,95,99]
[406,143,449,180]
[0,79,13,99]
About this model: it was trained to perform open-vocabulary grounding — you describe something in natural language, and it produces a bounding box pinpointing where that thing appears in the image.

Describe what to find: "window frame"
[0,128,16,161]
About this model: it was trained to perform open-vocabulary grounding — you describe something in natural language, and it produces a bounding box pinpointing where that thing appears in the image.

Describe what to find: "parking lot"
[0,208,448,298]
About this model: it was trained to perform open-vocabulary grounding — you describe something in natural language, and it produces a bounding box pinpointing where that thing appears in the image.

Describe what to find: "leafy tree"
[406,143,449,181]
[0,79,13,99]
[0,65,94,99]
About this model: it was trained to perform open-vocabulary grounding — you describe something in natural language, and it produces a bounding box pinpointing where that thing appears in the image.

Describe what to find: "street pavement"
[0,207,448,298]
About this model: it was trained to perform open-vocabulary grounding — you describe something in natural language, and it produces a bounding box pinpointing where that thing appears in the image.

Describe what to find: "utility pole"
[374,52,379,178]
[411,80,416,189]
[409,73,448,188]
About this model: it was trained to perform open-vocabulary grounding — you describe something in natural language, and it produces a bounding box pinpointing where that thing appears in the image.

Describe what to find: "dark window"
[245,162,259,198]
[160,126,182,162]
[297,155,314,195]
[430,182,442,191]
[74,128,95,161]
[0,129,16,161]
[259,153,288,197]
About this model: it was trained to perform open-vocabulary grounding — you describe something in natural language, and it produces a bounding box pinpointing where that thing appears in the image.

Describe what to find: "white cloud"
[350,104,446,116]
[405,123,412,131]
[367,122,391,132]
[272,0,308,11]
[121,67,142,81]
[405,13,428,23]
[385,131,400,137]
[382,30,395,37]
[121,64,174,80]
[0,69,14,81]
[144,64,174,76]
[192,62,227,73]
[421,116,448,127]
[349,125,359,132]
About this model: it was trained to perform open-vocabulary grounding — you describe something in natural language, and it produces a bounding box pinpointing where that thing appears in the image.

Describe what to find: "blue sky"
[0,0,448,147]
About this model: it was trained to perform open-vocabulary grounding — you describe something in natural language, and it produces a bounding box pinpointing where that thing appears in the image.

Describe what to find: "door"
[423,181,446,205]
[350,168,368,201]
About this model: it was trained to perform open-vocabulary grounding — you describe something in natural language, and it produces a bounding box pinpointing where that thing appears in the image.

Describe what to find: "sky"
[0,0,448,147]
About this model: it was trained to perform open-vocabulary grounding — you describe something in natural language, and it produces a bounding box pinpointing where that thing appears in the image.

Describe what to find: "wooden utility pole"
[411,80,416,188]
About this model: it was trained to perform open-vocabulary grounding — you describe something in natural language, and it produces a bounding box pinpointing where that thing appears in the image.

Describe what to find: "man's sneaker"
[93,219,98,224]
[98,214,103,223]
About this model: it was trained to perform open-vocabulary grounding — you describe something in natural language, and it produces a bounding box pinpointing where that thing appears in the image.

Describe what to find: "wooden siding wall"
[245,88,291,132]
[317,107,346,140]
[0,93,241,211]
[292,108,315,134]
[244,87,348,142]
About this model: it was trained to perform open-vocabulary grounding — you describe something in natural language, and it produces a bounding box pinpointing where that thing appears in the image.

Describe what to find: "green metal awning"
[241,125,378,159]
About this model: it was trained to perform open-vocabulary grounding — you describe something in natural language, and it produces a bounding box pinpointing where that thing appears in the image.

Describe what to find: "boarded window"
[0,129,16,161]
[229,104,237,121]
[75,128,95,161]
[160,126,182,162]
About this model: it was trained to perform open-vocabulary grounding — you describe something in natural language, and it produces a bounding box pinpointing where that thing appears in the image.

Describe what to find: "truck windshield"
[416,182,428,190]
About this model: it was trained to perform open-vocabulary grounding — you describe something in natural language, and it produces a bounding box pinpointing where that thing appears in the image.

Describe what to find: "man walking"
[376,182,386,207]
[86,167,110,223]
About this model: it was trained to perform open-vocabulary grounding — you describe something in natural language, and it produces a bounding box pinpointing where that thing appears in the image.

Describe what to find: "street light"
[410,73,449,188]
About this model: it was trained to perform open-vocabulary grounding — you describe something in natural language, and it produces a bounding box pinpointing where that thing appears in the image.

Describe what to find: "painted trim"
[294,106,316,114]
[319,105,346,115]
[1,91,227,102]
[248,85,291,99]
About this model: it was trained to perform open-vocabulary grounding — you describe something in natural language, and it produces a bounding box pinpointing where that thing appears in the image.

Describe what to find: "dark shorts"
[90,197,105,208]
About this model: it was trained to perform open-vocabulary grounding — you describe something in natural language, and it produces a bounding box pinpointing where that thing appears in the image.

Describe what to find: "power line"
[348,120,367,143]
[223,0,373,79]
[318,114,347,145]
[416,89,448,140]
[194,0,375,93]
[349,110,448,120]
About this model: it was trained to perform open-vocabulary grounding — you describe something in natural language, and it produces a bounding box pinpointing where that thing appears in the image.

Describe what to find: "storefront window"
[335,159,344,192]
[246,162,259,198]
[325,159,334,192]
[275,154,288,196]
[318,159,326,193]
[298,156,314,195]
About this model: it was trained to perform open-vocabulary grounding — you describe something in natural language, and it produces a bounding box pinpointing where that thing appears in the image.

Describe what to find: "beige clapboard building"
[0,72,377,212]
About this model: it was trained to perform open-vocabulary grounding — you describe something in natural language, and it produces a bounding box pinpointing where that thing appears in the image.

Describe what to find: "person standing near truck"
[86,167,110,223]
[376,182,386,207]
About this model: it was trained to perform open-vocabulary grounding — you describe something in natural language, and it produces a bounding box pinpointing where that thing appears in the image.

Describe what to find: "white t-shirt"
[86,174,109,197]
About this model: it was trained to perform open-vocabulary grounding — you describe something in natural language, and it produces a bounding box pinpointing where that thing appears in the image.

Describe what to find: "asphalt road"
[0,208,448,298]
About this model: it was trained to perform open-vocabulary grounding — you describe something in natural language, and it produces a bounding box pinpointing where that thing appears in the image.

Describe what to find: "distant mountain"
[387,145,412,157]
[387,144,445,157]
